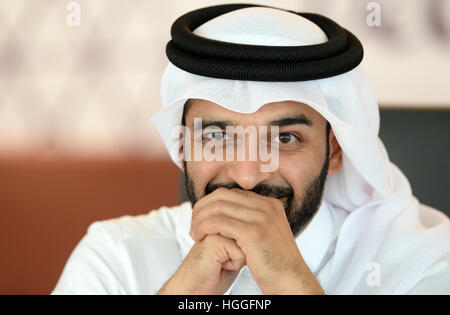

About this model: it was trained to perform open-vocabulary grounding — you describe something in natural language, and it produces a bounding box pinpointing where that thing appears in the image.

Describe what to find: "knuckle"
[257,212,270,225]
[246,226,264,242]
[212,199,227,211]
[209,202,220,215]
[211,200,234,217]
[226,201,239,212]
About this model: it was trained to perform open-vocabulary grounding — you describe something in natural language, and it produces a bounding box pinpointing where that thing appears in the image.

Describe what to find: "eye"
[275,133,300,144]
[203,131,228,141]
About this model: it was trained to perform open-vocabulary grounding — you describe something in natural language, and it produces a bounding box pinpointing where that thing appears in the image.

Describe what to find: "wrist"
[262,264,324,295]
[158,257,219,295]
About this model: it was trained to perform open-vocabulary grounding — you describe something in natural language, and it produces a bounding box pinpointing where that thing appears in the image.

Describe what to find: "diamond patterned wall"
[0,0,175,158]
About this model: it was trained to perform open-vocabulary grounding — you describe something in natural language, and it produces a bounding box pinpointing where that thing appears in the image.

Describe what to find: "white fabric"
[51,201,448,294]
[53,6,450,294]
[52,201,334,294]
[151,7,450,294]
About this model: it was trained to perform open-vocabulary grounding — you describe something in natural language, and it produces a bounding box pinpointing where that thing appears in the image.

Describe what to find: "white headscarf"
[152,7,450,294]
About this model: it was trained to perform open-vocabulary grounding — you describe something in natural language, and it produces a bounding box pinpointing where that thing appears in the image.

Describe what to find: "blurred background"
[0,0,448,294]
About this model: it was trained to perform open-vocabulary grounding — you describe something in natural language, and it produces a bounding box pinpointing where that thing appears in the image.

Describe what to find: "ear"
[328,128,343,175]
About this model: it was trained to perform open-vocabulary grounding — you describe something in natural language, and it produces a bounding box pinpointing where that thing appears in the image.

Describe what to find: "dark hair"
[181,99,193,126]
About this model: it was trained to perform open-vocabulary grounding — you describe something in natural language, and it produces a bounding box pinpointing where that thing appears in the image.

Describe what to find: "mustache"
[205,181,294,200]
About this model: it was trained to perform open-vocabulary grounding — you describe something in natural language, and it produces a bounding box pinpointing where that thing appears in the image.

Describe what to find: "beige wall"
[0,0,448,157]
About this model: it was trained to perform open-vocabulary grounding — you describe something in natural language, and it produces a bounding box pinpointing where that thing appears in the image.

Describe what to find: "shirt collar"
[295,200,336,274]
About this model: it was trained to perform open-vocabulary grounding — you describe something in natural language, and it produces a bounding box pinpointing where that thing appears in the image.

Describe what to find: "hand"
[157,234,246,295]
[190,187,324,295]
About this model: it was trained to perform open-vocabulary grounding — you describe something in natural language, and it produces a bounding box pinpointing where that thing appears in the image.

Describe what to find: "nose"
[226,160,272,190]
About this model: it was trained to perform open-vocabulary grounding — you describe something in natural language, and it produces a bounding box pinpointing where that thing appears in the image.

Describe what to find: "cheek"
[187,160,223,195]
[278,150,323,193]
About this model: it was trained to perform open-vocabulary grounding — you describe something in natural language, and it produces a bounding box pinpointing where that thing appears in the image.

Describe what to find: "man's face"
[181,99,342,237]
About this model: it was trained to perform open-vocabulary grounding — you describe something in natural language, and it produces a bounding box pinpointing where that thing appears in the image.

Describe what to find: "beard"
[183,138,330,238]
[183,152,329,238]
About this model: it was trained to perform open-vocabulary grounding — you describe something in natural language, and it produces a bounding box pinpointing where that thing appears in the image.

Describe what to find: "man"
[53,4,450,295]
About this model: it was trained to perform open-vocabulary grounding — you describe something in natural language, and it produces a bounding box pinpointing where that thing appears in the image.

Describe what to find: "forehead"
[185,99,324,124]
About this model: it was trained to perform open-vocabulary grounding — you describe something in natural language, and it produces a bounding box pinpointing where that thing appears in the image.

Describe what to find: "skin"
[158,99,343,295]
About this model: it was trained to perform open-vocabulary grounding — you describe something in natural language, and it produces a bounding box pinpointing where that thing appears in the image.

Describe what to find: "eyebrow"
[199,119,235,130]
[198,114,312,130]
[268,114,313,127]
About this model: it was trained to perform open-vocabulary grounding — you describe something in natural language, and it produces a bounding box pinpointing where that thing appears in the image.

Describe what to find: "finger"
[194,187,263,213]
[222,259,246,271]
[218,237,246,271]
[231,188,286,218]
[232,188,285,210]
[191,214,247,244]
[201,235,246,269]
[191,200,265,232]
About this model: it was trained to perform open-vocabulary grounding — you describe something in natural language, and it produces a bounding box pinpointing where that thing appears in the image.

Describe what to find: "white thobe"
[52,201,449,295]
